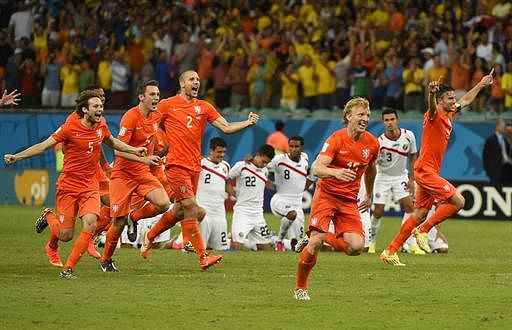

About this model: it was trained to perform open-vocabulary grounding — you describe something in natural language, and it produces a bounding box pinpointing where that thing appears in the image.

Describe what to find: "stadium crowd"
[1,0,512,112]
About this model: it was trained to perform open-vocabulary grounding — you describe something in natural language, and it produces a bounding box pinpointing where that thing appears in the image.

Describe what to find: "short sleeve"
[319,133,340,159]
[228,161,243,179]
[51,122,70,143]
[204,101,221,123]
[117,113,135,143]
[408,130,418,154]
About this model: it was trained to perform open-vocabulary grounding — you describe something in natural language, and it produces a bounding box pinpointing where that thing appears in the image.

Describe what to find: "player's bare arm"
[304,178,314,191]
[114,150,161,166]
[427,79,440,118]
[265,180,277,190]
[364,160,377,209]
[312,154,356,181]
[104,136,146,157]
[211,112,259,134]
[0,89,21,107]
[459,68,494,109]
[4,136,57,164]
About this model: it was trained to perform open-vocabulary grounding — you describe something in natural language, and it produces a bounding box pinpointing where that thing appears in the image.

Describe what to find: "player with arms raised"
[381,70,494,266]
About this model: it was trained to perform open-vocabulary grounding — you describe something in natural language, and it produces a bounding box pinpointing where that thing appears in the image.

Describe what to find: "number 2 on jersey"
[186,115,193,128]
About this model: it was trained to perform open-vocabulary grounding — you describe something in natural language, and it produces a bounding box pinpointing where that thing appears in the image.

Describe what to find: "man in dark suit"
[483,119,511,183]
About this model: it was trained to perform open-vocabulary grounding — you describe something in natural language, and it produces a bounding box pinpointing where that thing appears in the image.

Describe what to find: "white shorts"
[373,174,411,204]
[198,210,228,250]
[120,215,170,246]
[231,208,271,245]
[270,194,305,240]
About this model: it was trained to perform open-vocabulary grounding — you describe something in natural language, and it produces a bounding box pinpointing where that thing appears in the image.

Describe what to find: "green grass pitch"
[0,205,511,329]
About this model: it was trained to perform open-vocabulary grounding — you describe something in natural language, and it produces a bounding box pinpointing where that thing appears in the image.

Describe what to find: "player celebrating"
[4,90,145,278]
[267,136,314,252]
[368,108,418,254]
[293,97,379,300]
[381,70,494,266]
[99,80,170,272]
[157,70,259,269]
[229,144,275,250]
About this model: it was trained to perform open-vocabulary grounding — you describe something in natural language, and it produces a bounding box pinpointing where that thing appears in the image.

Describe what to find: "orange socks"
[94,206,111,236]
[63,230,93,269]
[148,210,177,242]
[295,248,317,290]
[130,203,160,222]
[418,203,458,233]
[181,219,206,259]
[324,233,349,254]
[100,226,121,263]
[388,215,420,254]
[46,211,61,249]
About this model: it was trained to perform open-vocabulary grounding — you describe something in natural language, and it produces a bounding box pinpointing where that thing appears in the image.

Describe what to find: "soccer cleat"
[60,268,76,279]
[368,241,376,254]
[275,240,285,252]
[412,227,432,253]
[294,236,309,253]
[408,243,427,255]
[100,259,119,272]
[35,208,52,233]
[199,253,223,270]
[182,241,196,253]
[294,288,311,301]
[45,243,63,267]
[126,215,137,242]
[140,229,152,259]
[380,250,406,266]
[87,238,101,259]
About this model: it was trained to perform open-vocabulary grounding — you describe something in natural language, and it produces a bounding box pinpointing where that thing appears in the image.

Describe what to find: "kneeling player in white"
[229,144,275,250]
[369,109,417,253]
[267,136,314,251]
[196,137,233,250]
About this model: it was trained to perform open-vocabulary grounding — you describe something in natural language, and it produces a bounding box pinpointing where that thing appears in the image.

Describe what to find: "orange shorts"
[56,189,100,229]
[414,169,456,209]
[151,164,174,199]
[165,165,200,201]
[109,174,164,218]
[307,187,363,238]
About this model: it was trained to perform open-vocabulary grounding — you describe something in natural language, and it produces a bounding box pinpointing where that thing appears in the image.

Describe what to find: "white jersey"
[229,160,268,212]
[267,152,310,201]
[376,128,417,177]
[196,157,230,210]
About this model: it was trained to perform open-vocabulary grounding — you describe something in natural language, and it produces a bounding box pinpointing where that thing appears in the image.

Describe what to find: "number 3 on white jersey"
[186,115,193,128]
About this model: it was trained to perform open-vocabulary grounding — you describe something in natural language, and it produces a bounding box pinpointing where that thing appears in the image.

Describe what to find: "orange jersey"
[316,129,379,201]
[111,106,161,179]
[158,95,221,172]
[52,114,111,191]
[414,105,460,173]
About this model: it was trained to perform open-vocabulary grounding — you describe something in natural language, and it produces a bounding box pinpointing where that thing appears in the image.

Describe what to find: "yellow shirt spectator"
[281,72,299,101]
[97,60,112,90]
[368,8,388,26]
[501,72,512,108]
[298,64,318,97]
[315,60,336,94]
[60,64,79,94]
[403,68,424,94]
[426,66,448,84]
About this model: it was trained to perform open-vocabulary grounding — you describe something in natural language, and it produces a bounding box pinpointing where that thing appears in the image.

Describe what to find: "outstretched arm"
[312,155,356,181]
[427,79,440,118]
[459,68,494,109]
[104,136,146,157]
[4,136,57,164]
[211,112,259,134]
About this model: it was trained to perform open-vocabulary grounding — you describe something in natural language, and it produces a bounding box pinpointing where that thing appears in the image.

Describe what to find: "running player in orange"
[99,80,171,272]
[293,97,379,300]
[3,90,146,278]
[380,70,495,266]
[155,70,259,269]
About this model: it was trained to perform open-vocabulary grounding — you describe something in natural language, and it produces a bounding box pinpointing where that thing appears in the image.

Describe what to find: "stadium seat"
[311,108,333,120]
[258,107,284,119]
[239,107,257,117]
[221,107,238,117]
[290,108,311,119]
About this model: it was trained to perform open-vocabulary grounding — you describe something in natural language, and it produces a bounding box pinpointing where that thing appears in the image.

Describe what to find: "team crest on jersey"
[194,105,201,114]
[97,129,103,138]
[362,148,370,160]
[403,144,409,151]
